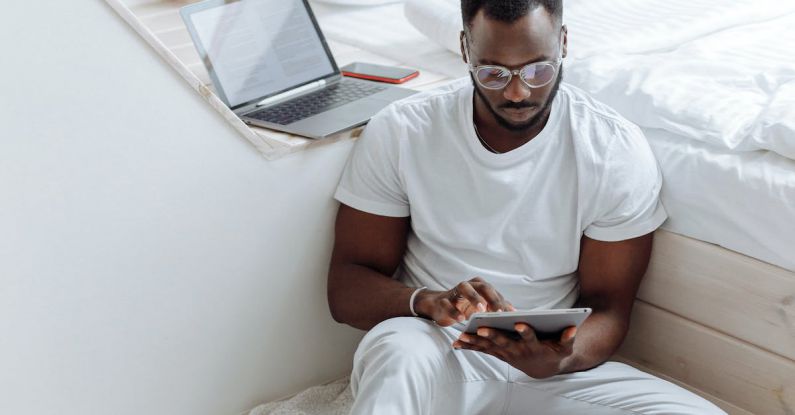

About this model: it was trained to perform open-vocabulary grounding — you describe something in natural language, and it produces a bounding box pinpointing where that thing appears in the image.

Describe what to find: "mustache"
[499,101,536,109]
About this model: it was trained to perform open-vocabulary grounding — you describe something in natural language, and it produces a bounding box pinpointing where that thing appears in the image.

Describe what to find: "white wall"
[0,1,362,414]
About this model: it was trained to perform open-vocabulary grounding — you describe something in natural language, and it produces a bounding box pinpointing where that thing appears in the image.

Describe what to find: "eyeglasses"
[463,35,563,90]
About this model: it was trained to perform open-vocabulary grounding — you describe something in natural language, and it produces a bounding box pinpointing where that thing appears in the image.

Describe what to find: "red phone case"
[342,70,420,84]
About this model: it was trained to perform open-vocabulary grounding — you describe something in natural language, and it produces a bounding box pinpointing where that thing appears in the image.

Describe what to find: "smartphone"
[463,308,592,340]
[340,62,420,84]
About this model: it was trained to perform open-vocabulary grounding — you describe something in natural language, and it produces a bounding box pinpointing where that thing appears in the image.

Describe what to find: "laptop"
[180,0,417,139]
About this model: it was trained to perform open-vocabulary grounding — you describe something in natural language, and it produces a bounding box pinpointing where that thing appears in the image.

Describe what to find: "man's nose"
[503,75,532,102]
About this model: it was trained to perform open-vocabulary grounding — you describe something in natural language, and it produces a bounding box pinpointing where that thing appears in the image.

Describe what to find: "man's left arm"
[454,232,654,379]
[557,232,653,375]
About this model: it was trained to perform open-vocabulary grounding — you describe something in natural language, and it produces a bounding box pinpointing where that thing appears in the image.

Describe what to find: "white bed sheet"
[646,128,795,271]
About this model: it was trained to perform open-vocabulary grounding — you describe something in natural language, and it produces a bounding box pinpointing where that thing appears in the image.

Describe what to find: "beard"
[472,67,564,133]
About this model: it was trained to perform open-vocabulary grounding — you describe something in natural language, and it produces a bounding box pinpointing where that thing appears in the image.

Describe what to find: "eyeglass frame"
[462,30,566,90]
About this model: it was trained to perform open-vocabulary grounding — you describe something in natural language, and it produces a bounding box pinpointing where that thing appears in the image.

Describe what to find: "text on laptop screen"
[188,0,335,108]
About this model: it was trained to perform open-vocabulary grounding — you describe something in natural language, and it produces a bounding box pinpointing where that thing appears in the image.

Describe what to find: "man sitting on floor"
[327,0,726,413]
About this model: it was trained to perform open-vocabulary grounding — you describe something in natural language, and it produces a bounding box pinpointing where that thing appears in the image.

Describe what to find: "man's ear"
[460,30,468,63]
[561,25,568,59]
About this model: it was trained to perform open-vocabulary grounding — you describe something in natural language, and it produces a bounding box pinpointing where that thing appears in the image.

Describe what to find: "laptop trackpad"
[312,100,382,124]
[287,98,393,137]
[287,104,366,134]
[341,100,385,123]
[304,105,367,126]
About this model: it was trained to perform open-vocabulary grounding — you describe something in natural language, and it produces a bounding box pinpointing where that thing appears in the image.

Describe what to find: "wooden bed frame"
[110,2,795,413]
[616,230,795,415]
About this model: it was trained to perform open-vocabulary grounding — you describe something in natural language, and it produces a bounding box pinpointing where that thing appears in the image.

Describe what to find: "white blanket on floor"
[249,377,353,415]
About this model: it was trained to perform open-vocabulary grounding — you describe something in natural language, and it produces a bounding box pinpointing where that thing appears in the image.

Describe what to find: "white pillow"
[404,0,462,55]
[311,0,403,5]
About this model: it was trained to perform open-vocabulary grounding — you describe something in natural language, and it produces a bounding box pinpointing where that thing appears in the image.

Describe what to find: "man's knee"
[351,317,450,397]
[354,317,447,367]
[352,316,457,380]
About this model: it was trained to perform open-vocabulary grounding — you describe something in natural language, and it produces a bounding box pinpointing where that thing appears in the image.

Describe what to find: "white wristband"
[409,286,428,317]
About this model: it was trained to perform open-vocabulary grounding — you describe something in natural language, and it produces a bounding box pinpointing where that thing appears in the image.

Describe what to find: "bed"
[243,1,795,414]
[646,128,795,271]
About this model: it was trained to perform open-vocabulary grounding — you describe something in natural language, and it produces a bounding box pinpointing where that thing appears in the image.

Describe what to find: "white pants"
[350,317,727,415]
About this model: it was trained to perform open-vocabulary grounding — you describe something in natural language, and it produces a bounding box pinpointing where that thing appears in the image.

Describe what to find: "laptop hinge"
[255,79,327,108]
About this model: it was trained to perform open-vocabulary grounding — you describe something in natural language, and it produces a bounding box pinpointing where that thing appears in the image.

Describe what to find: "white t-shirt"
[334,79,667,310]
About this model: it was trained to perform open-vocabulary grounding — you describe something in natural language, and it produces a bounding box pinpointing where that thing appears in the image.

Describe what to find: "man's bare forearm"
[557,308,629,375]
[328,263,416,331]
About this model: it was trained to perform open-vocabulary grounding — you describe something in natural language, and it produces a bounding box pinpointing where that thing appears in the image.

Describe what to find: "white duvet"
[566,12,795,160]
[403,0,795,161]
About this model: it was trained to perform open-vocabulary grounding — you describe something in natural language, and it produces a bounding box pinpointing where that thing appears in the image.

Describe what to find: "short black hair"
[461,0,563,30]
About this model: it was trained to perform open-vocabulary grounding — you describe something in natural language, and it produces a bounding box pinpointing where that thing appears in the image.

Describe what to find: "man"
[327,0,727,413]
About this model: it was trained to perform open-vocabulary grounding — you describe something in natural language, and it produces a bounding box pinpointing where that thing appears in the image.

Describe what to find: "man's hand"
[453,323,578,379]
[414,277,515,326]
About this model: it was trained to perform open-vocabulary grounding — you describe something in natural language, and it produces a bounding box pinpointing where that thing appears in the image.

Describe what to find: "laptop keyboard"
[245,80,388,125]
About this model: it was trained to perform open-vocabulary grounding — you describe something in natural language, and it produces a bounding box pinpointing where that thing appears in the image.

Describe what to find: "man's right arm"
[327,204,515,331]
[327,204,414,331]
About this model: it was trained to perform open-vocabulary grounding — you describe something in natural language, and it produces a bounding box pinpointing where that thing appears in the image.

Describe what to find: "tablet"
[463,308,592,340]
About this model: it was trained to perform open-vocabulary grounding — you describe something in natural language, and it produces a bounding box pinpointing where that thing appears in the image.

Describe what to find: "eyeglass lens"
[475,63,556,89]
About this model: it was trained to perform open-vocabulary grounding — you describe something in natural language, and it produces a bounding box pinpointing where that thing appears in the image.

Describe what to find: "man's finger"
[454,298,472,315]
[560,326,577,351]
[515,323,538,343]
[458,333,496,350]
[455,282,487,314]
[471,281,510,312]
[477,327,512,347]
[433,314,457,327]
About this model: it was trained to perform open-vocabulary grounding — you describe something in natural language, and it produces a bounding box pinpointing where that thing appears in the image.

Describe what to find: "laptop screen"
[184,0,337,108]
